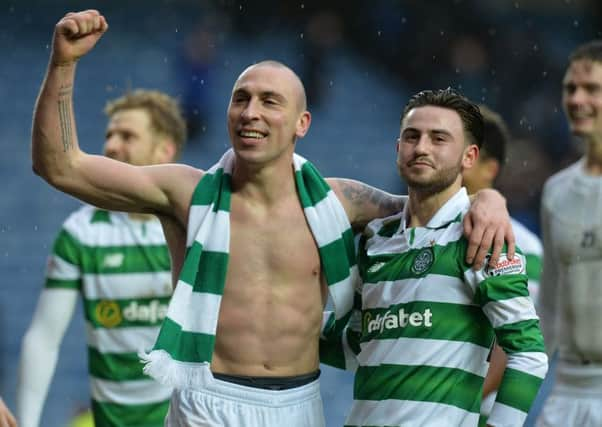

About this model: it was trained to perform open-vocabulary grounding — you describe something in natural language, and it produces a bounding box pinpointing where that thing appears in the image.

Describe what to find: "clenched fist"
[52,9,108,66]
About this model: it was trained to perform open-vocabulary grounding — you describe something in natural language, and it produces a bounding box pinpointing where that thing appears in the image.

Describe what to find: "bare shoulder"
[326,178,407,229]
[155,163,205,219]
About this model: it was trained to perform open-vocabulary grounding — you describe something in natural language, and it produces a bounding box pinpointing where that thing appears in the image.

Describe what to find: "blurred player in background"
[536,40,602,427]
[461,105,543,426]
[17,89,187,427]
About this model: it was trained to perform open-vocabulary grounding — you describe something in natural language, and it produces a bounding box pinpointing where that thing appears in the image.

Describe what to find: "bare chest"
[228,199,322,284]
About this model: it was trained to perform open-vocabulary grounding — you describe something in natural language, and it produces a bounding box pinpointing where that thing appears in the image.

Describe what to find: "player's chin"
[404,167,433,179]
[570,125,594,138]
[403,174,435,189]
[568,118,596,136]
[234,147,272,164]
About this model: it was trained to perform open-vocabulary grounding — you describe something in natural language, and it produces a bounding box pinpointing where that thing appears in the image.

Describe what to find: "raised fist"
[52,9,108,65]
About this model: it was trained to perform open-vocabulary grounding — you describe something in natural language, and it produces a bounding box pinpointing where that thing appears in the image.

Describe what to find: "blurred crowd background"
[1,0,601,425]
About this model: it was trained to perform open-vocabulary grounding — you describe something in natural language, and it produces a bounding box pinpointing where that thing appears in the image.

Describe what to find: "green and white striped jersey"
[46,206,173,427]
[346,188,547,427]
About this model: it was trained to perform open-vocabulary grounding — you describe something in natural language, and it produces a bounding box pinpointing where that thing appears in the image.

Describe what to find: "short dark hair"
[105,89,187,158]
[569,40,602,65]
[401,88,483,148]
[477,105,509,170]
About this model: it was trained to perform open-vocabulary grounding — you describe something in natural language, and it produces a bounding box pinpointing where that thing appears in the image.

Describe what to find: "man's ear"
[462,144,479,169]
[155,138,177,163]
[295,111,312,139]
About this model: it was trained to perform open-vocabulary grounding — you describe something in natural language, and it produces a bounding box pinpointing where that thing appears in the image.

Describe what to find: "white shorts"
[165,369,325,427]
[535,361,602,427]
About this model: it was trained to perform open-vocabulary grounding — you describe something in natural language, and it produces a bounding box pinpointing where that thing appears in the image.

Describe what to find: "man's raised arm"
[32,10,199,218]
[32,10,107,186]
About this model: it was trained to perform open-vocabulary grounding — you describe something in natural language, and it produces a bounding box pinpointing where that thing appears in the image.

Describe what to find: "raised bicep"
[61,153,202,222]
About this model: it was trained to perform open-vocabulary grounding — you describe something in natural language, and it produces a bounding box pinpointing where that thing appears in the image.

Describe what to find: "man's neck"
[231,155,297,205]
[584,137,602,175]
[464,182,489,195]
[407,182,462,228]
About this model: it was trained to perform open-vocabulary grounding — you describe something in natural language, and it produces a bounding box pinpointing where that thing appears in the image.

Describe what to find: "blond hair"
[105,90,187,158]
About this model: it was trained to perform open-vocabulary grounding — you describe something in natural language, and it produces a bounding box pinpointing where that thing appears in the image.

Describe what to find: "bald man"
[30,10,515,426]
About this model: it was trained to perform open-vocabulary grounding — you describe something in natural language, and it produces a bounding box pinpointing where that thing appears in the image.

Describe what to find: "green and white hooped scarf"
[142,149,357,388]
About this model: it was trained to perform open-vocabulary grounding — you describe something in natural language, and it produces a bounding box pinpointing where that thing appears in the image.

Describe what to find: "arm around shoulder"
[327,178,406,230]
[464,188,515,270]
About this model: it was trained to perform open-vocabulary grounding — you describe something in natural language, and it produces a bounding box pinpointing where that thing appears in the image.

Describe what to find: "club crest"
[411,247,434,274]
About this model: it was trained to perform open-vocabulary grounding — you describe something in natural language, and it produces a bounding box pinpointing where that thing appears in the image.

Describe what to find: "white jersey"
[540,158,602,369]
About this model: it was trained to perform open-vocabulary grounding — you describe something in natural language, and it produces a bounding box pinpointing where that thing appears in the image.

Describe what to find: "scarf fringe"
[140,349,210,389]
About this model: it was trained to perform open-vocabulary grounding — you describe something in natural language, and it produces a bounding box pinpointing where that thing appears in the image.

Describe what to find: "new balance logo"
[102,253,124,268]
[367,262,386,273]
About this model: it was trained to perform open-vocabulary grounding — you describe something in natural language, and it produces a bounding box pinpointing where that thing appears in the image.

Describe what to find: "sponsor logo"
[123,300,168,323]
[411,247,434,274]
[95,300,168,328]
[95,300,122,328]
[367,261,387,273]
[485,254,524,277]
[102,253,124,269]
[363,308,433,334]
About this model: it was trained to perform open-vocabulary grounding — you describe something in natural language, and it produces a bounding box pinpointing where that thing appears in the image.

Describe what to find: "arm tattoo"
[341,180,403,219]
[58,85,73,152]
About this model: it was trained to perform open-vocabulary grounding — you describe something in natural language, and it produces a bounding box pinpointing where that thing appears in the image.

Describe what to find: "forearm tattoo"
[58,85,73,152]
[341,180,403,218]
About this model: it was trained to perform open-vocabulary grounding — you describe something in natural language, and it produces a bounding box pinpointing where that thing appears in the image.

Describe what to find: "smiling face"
[562,59,602,140]
[103,108,172,166]
[398,105,478,195]
[227,62,311,165]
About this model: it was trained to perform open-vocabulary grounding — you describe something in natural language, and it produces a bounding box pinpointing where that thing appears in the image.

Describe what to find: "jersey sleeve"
[465,250,548,426]
[45,227,83,290]
[538,192,560,357]
[17,287,79,426]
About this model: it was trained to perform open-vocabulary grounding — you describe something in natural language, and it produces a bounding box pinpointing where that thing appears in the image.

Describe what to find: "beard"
[401,158,462,196]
